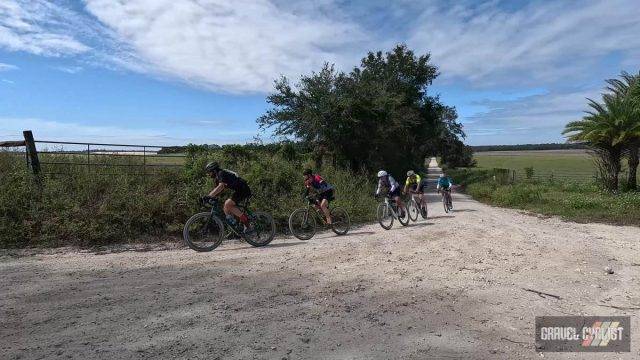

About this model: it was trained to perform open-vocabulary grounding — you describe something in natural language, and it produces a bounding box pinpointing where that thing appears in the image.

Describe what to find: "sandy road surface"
[2,159,639,359]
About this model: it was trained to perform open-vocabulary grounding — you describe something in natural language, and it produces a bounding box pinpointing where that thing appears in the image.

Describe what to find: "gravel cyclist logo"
[535,316,630,352]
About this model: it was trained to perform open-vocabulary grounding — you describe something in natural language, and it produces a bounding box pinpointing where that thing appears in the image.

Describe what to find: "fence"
[483,167,598,185]
[0,130,186,176]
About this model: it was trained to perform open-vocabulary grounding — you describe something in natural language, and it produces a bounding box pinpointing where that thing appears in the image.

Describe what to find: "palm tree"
[563,95,635,191]
[605,71,640,190]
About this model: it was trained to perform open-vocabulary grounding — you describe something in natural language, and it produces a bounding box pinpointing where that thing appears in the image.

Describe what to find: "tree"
[605,71,640,190]
[258,44,467,175]
[563,96,635,191]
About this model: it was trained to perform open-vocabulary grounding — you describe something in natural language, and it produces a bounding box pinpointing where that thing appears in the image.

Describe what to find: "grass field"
[474,150,595,173]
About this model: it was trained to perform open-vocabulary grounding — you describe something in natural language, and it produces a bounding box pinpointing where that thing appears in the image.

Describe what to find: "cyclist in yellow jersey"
[403,170,421,193]
[404,170,429,210]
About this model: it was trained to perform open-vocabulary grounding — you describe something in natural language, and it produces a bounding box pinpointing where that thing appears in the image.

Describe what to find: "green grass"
[449,168,640,226]
[474,151,595,173]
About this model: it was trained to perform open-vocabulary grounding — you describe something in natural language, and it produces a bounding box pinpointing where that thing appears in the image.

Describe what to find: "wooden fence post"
[23,130,41,175]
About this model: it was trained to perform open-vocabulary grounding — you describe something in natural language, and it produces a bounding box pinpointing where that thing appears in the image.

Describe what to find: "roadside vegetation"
[448,71,640,226]
[448,168,640,226]
[1,45,475,248]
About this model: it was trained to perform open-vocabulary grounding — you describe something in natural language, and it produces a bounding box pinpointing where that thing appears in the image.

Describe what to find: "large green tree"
[258,45,467,175]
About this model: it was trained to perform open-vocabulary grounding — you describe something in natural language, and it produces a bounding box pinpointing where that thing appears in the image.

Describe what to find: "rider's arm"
[389,176,399,192]
[375,178,383,195]
[208,182,226,197]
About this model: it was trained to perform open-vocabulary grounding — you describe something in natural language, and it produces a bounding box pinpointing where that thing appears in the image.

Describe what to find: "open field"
[474,150,595,173]
[2,159,638,359]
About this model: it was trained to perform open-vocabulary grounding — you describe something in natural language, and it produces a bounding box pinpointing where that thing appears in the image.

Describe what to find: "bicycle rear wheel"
[408,198,419,222]
[443,194,450,213]
[397,204,410,226]
[376,203,394,230]
[330,207,350,235]
[244,211,276,247]
[183,212,224,252]
[289,208,317,240]
[420,202,428,219]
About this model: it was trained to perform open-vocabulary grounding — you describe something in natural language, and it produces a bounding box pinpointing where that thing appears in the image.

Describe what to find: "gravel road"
[2,159,638,359]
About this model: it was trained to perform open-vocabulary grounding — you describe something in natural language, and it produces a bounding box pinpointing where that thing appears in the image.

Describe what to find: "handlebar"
[200,196,219,207]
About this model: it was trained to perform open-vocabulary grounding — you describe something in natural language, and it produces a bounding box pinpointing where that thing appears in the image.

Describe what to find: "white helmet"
[439,173,445,178]
[377,170,388,178]
[406,170,415,177]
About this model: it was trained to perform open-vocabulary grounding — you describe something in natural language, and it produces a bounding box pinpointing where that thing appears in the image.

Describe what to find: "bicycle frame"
[382,196,403,220]
[206,199,251,238]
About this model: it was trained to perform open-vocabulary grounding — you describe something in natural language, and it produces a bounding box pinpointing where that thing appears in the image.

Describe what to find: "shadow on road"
[427,215,455,220]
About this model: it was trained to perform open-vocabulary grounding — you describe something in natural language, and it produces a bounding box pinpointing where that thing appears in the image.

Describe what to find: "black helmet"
[303,168,313,176]
[205,162,220,173]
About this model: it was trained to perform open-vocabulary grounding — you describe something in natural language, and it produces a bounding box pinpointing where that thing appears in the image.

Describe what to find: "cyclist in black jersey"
[204,162,252,229]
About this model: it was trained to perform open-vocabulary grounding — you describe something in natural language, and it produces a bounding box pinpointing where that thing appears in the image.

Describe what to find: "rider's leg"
[394,195,406,214]
[224,198,248,225]
[320,198,332,224]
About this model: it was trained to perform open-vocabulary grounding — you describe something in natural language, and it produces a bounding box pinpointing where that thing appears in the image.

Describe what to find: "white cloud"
[408,0,640,87]
[462,87,603,145]
[0,1,90,56]
[81,0,368,93]
[1,117,257,145]
[53,65,83,74]
[0,62,18,71]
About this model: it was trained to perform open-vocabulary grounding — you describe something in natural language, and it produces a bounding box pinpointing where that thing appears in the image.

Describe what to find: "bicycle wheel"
[397,204,410,226]
[420,203,428,219]
[447,194,454,211]
[330,207,350,235]
[289,208,317,240]
[408,198,419,222]
[376,202,394,230]
[443,195,449,213]
[243,211,276,247]
[183,212,224,252]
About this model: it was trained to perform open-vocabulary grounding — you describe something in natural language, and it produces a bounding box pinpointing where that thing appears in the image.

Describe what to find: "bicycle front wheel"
[289,208,317,240]
[330,207,350,235]
[376,203,394,230]
[443,195,450,213]
[408,199,419,222]
[244,211,276,247]
[183,212,224,252]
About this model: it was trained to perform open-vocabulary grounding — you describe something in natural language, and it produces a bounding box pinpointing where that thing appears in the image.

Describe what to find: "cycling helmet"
[406,170,415,177]
[377,170,388,178]
[205,162,220,173]
[303,168,313,176]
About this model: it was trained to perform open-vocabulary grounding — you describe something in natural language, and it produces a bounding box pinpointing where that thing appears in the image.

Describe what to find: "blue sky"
[1,0,639,146]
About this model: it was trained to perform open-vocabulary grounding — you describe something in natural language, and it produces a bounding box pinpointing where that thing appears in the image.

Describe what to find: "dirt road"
[2,159,638,359]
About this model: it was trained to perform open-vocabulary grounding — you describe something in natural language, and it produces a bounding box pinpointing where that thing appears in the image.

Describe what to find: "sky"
[1,0,639,146]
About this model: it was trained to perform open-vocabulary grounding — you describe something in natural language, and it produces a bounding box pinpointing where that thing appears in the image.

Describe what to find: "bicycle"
[405,193,420,222]
[183,197,276,252]
[376,195,410,230]
[440,188,453,213]
[288,195,351,240]
[406,191,428,220]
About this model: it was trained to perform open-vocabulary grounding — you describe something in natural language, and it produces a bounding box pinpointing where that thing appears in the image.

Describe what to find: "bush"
[1,145,379,248]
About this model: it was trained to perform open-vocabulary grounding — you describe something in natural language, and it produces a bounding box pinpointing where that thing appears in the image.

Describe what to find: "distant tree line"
[471,143,589,152]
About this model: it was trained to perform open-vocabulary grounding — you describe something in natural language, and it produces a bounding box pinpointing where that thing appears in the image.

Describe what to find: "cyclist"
[204,162,253,232]
[303,168,334,225]
[437,173,454,208]
[403,170,422,194]
[376,170,406,217]
[404,170,429,210]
